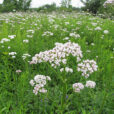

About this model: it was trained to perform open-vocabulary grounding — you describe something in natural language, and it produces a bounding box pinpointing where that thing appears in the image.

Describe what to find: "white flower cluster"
[77,60,98,78]
[22,53,31,60]
[30,42,83,68]
[0,38,10,43]
[0,34,16,44]
[73,80,96,92]
[85,80,96,88]
[9,52,17,58]
[69,32,80,39]
[72,83,84,92]
[8,46,11,49]
[16,69,22,73]
[104,30,109,34]
[8,35,16,39]
[30,75,51,95]
[26,35,33,38]
[60,67,73,73]
[23,39,29,43]
[95,26,102,31]
[42,31,53,37]
[26,29,34,38]
[63,37,69,41]
[27,29,35,34]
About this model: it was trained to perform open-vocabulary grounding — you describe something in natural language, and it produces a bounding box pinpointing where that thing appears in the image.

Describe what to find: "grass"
[0,12,114,113]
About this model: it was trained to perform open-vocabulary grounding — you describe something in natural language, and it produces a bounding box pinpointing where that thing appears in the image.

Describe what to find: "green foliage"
[61,0,72,8]
[0,4,3,12]
[1,0,32,12]
[60,0,73,12]
[98,3,114,19]
[16,0,32,11]
[81,0,106,13]
[36,3,57,12]
[35,1,73,13]
[0,12,113,113]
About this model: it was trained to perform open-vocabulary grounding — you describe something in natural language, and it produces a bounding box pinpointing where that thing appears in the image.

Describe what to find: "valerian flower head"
[73,83,84,92]
[30,75,51,95]
[60,67,73,73]
[23,39,29,43]
[85,80,96,88]
[16,69,22,74]
[104,30,109,34]
[31,42,83,68]
[77,60,98,78]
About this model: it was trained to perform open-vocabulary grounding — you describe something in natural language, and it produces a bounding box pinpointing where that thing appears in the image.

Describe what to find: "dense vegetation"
[0,12,113,113]
[0,0,32,12]
[1,0,114,20]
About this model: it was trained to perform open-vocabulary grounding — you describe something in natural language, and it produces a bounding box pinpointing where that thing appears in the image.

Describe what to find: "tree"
[0,4,3,12]
[81,0,106,13]
[60,0,72,12]
[61,0,72,8]
[36,3,57,12]
[2,0,16,12]
[17,0,32,11]
[2,0,32,11]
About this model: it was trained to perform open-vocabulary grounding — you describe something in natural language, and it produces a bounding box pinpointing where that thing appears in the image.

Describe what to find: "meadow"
[0,12,114,113]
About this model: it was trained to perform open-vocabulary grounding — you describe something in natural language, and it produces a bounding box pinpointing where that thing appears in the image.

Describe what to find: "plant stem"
[61,72,67,113]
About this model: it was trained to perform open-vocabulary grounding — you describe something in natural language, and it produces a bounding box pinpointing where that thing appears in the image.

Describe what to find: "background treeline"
[0,0,32,12]
[0,0,114,19]
[30,3,81,12]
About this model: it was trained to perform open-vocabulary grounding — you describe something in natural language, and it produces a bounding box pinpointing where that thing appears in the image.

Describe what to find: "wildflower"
[30,75,51,95]
[65,67,73,73]
[0,38,10,43]
[95,27,102,30]
[63,37,69,40]
[73,83,84,92]
[8,35,16,39]
[85,80,96,88]
[8,46,11,49]
[22,53,31,60]
[91,43,95,46]
[60,67,73,73]
[69,32,80,39]
[46,76,51,81]
[60,68,64,72]
[104,30,109,34]
[31,42,83,68]
[39,88,47,93]
[96,56,98,58]
[27,29,35,34]
[29,80,35,86]
[42,31,53,37]
[16,70,22,73]
[23,39,29,43]
[27,35,33,38]
[77,60,98,78]
[9,52,16,56]
[12,56,16,58]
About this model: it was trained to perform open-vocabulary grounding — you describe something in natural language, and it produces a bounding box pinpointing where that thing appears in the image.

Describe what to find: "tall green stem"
[61,72,67,113]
